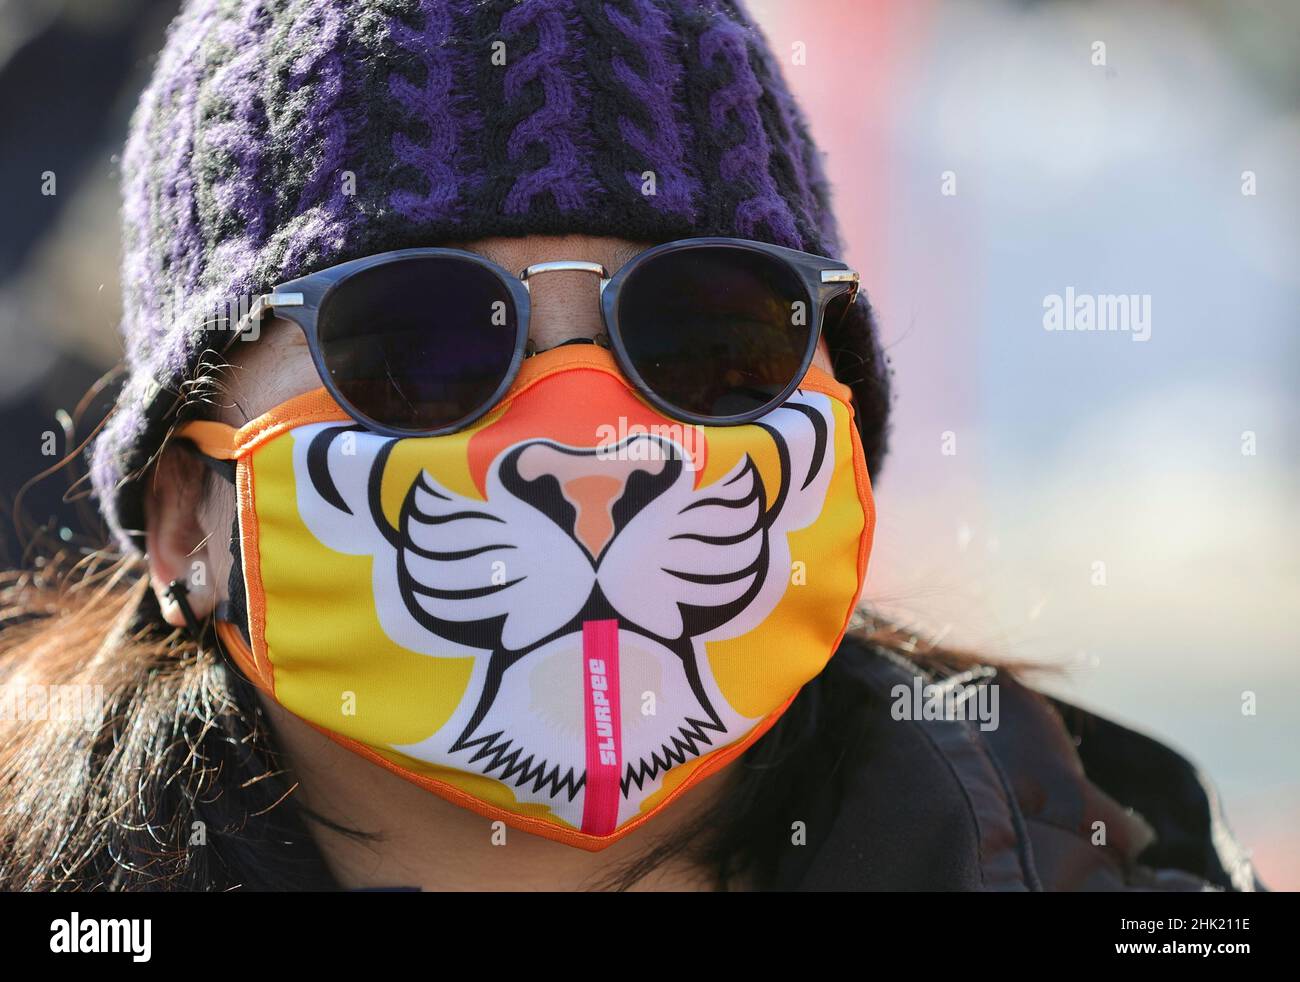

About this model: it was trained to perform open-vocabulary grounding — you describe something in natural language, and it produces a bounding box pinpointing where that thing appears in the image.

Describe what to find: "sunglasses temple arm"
[820,269,859,288]
[221,291,306,342]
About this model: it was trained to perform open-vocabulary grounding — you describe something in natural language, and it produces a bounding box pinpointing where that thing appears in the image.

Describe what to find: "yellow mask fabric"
[182,345,875,851]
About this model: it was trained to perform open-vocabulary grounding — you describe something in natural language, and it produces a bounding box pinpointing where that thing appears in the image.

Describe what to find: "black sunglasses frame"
[218,236,859,437]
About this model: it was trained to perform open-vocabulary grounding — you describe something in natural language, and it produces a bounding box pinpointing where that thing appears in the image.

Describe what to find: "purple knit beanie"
[90,0,891,555]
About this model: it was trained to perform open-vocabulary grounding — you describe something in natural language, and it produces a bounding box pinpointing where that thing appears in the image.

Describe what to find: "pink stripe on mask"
[580,619,622,836]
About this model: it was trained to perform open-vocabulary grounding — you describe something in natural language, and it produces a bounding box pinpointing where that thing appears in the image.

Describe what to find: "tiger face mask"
[178,345,875,851]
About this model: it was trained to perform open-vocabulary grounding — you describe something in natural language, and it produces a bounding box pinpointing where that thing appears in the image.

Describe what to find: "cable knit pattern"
[499,0,602,214]
[96,0,224,510]
[262,0,354,271]
[595,0,700,220]
[154,15,211,297]
[196,0,275,272]
[90,0,890,555]
[387,0,478,223]
[767,81,839,254]
[727,0,840,255]
[697,6,799,247]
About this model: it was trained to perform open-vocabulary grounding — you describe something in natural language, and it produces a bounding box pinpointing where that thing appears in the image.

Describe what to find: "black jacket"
[769,640,1265,891]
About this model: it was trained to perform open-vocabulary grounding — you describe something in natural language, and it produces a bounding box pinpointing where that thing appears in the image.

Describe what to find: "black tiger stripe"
[305,424,366,515]
[669,527,757,546]
[406,577,525,601]
[779,399,829,490]
[402,541,517,562]
[407,509,506,526]
[660,563,761,586]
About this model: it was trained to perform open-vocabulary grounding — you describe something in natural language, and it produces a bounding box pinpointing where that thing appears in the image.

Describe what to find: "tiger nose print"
[516,443,666,558]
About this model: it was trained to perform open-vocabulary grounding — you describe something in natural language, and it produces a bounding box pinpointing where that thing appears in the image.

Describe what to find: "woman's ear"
[144,443,218,628]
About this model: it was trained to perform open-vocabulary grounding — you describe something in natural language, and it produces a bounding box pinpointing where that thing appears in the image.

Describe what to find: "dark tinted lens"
[317,256,519,431]
[616,246,812,418]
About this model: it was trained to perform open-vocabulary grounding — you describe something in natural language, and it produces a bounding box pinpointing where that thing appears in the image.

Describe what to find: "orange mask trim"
[177,345,875,852]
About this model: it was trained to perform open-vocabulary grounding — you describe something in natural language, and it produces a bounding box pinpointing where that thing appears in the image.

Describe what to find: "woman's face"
[145,233,836,624]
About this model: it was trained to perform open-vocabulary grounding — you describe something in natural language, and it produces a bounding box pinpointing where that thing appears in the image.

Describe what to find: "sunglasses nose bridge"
[518,260,611,294]
[518,260,614,357]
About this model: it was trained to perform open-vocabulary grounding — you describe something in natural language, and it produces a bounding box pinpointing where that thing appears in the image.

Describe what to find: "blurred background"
[1,0,1296,886]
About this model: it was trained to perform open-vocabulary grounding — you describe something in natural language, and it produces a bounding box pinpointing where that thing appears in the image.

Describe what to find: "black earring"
[165,578,204,636]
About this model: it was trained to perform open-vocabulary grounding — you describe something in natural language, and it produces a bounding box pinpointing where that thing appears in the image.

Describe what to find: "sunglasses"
[218,236,860,436]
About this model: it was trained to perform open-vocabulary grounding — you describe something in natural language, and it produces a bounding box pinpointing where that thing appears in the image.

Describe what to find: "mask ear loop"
[170,421,269,691]
[169,424,241,650]
[176,431,238,485]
